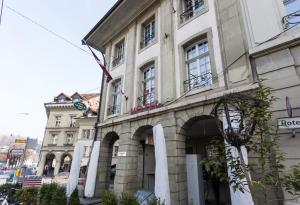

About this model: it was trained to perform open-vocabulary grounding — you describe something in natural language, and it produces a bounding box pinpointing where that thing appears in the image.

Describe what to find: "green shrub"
[0,183,15,192]
[0,183,18,203]
[39,183,67,205]
[102,191,118,205]
[119,192,139,205]
[68,188,80,205]
[15,187,38,205]
[147,197,165,205]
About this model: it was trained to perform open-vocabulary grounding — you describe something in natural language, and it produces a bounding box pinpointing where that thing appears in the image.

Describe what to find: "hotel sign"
[278,117,300,129]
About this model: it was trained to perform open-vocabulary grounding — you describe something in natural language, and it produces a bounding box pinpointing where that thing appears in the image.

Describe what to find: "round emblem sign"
[73,101,87,111]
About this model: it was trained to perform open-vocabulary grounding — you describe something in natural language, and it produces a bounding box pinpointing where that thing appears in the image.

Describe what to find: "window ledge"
[178,7,209,30]
[47,144,57,147]
[138,39,158,54]
[111,60,125,70]
[107,113,120,119]
[185,83,218,97]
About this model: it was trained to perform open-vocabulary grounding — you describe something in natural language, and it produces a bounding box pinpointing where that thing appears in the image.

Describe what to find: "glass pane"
[284,0,300,15]
[187,46,197,60]
[198,41,208,55]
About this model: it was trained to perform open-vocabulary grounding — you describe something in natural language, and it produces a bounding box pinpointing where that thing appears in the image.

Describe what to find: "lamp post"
[211,93,261,201]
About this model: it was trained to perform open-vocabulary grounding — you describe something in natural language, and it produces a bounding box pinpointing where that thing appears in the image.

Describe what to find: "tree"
[210,83,300,204]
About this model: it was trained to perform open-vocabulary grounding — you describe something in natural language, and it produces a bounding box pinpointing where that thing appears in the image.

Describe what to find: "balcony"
[184,72,212,91]
[131,92,161,114]
[180,1,205,23]
[137,92,156,106]
[107,105,121,116]
[282,9,300,29]
[112,55,124,67]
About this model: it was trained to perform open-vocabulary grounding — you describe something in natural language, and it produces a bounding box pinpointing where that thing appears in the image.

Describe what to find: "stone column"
[37,152,47,176]
[54,152,62,175]
[162,112,187,205]
[113,122,139,195]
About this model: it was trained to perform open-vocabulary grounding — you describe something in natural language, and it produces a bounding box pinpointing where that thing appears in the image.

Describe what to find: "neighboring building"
[0,146,9,164]
[37,92,99,177]
[83,0,300,204]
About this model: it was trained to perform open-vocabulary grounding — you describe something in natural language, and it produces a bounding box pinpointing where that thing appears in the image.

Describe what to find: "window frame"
[140,16,156,49]
[178,0,208,26]
[184,38,213,91]
[142,65,156,105]
[54,116,61,128]
[66,133,74,145]
[112,39,125,67]
[109,79,122,115]
[50,134,58,145]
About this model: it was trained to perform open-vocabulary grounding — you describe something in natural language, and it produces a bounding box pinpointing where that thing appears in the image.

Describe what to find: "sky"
[0,0,117,140]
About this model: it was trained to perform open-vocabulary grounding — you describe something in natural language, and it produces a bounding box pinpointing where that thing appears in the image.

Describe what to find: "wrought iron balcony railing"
[107,105,121,116]
[184,72,212,91]
[180,1,204,23]
[282,9,300,29]
[140,34,155,48]
[137,92,156,107]
[112,55,124,67]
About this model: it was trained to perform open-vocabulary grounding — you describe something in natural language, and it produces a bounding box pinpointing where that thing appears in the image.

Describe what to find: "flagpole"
[82,40,106,198]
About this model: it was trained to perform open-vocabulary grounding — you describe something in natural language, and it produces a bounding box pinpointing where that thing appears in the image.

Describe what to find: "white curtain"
[67,142,84,197]
[153,124,171,205]
[84,141,101,198]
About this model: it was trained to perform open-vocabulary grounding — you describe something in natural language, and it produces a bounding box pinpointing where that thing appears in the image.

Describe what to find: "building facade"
[83,0,300,204]
[37,92,99,177]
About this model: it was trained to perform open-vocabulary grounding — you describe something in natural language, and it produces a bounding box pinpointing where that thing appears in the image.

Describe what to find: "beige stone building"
[37,92,99,177]
[83,0,300,204]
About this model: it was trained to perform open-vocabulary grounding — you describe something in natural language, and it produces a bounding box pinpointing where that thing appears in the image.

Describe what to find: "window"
[84,146,90,157]
[113,40,125,67]
[113,146,119,157]
[55,116,61,127]
[108,80,122,115]
[140,66,155,105]
[141,17,155,48]
[66,134,73,144]
[283,0,300,27]
[50,134,57,145]
[181,0,205,22]
[184,40,212,91]
[69,115,76,127]
[82,129,91,139]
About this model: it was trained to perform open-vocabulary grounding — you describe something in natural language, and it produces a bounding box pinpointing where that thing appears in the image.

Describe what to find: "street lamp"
[211,93,260,148]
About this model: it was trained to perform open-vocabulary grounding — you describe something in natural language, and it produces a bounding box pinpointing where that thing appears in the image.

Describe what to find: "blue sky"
[0,0,116,140]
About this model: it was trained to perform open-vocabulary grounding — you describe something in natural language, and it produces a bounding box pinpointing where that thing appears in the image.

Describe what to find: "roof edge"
[82,0,124,46]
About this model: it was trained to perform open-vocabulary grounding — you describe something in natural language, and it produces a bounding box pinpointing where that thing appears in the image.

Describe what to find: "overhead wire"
[3,5,91,56]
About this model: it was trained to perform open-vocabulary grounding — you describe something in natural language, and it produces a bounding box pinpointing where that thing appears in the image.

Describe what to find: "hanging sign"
[73,101,87,111]
[278,117,300,129]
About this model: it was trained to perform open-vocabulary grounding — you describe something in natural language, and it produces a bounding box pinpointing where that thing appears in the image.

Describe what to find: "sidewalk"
[80,198,102,205]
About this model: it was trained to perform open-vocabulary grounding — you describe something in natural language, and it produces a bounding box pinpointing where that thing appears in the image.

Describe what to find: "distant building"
[0,146,9,164]
[37,92,99,177]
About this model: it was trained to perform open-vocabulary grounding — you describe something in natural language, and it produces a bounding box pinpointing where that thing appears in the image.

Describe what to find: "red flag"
[86,44,112,83]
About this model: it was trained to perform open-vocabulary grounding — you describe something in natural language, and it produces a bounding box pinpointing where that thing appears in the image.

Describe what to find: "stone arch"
[132,125,155,192]
[178,115,231,205]
[60,153,72,173]
[43,153,56,177]
[96,131,120,196]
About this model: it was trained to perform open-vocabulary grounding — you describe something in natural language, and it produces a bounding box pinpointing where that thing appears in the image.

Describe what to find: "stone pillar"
[37,152,47,176]
[54,152,62,175]
[163,113,187,205]
[114,122,139,195]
